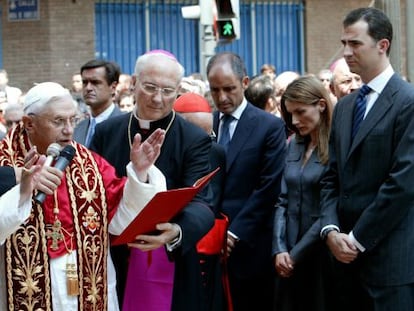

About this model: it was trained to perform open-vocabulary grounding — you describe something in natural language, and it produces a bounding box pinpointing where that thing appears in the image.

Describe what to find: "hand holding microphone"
[34,144,76,204]
[44,143,61,166]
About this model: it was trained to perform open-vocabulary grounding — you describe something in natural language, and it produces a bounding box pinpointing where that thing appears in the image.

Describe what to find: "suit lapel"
[337,93,356,165]
[225,104,256,171]
[213,112,220,139]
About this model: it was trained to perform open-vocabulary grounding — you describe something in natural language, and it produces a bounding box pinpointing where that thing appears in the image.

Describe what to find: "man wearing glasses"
[0,81,167,311]
[91,50,215,311]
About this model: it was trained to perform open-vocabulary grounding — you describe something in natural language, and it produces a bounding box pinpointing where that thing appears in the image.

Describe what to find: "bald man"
[330,58,362,100]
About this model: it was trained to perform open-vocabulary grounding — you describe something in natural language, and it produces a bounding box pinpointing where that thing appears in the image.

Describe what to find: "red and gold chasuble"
[0,123,123,311]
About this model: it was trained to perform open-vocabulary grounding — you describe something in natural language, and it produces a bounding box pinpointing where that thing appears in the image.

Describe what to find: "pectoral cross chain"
[46,219,64,250]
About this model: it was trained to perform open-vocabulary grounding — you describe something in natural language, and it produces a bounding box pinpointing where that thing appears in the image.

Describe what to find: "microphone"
[44,143,62,167]
[34,145,76,204]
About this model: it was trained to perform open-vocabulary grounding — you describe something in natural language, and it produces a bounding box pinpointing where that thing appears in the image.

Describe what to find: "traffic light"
[216,20,236,40]
[215,0,240,42]
[181,0,240,43]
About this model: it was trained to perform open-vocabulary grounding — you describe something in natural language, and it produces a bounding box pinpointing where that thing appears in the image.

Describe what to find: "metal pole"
[199,0,217,78]
[145,0,151,52]
[250,2,257,75]
[406,0,414,82]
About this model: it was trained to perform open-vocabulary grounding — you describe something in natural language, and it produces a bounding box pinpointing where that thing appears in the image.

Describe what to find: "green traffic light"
[217,20,235,39]
[222,22,233,36]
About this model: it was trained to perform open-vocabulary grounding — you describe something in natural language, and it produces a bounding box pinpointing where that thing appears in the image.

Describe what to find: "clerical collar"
[132,109,175,131]
[128,109,175,148]
[137,118,151,130]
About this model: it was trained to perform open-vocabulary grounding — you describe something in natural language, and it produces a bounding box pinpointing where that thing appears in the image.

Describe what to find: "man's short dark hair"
[343,7,393,55]
[245,75,275,110]
[80,60,121,85]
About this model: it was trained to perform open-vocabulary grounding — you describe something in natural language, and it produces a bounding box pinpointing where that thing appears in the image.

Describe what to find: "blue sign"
[8,0,39,21]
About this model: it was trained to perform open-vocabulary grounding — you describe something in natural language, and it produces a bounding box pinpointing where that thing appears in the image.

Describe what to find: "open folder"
[111,167,220,246]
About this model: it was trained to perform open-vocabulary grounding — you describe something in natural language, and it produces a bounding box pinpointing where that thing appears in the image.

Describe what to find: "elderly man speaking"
[0,82,166,311]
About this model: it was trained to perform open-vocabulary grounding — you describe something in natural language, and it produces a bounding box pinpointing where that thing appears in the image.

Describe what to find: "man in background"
[330,57,362,100]
[245,74,278,113]
[260,63,277,80]
[3,103,24,130]
[74,60,123,147]
[273,71,300,116]
[71,72,89,119]
[0,69,22,106]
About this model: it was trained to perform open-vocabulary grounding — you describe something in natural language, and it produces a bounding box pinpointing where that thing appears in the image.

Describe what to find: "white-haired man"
[0,82,166,311]
[91,50,215,311]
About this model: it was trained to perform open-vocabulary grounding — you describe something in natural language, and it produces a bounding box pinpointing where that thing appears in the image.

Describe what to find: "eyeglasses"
[29,113,81,129]
[139,82,177,98]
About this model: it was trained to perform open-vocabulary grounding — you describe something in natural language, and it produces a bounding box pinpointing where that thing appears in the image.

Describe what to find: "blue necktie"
[218,114,233,151]
[85,118,96,147]
[351,85,371,140]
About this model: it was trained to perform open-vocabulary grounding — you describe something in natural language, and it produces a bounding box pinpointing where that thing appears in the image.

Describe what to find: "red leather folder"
[111,167,220,246]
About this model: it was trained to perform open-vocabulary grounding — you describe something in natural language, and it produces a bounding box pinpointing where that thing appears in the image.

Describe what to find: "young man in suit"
[320,7,414,311]
[207,52,287,311]
[73,60,124,147]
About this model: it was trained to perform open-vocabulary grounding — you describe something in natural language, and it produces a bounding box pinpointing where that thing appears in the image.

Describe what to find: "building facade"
[0,0,409,92]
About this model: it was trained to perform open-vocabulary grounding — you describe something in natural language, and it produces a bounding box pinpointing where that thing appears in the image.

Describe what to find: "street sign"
[8,0,39,21]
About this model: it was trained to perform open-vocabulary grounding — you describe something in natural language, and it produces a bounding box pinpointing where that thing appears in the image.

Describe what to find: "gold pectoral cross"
[46,219,64,250]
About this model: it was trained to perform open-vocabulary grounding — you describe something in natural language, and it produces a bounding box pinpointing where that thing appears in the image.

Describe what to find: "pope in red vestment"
[0,82,166,311]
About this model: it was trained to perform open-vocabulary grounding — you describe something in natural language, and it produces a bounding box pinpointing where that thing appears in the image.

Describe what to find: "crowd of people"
[1,6,414,311]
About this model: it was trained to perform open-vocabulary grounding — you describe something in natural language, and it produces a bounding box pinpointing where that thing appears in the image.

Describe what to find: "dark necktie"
[351,85,371,140]
[218,114,234,151]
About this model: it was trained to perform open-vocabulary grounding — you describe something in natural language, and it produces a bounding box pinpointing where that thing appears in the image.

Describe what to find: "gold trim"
[68,145,109,310]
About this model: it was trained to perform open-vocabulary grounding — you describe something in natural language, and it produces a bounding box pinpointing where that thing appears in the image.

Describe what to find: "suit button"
[344,194,349,199]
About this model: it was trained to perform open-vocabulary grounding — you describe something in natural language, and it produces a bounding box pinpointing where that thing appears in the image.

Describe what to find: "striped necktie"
[351,85,371,140]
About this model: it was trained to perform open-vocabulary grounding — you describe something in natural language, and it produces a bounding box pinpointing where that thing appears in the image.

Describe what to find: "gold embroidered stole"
[0,124,109,311]
[69,143,109,311]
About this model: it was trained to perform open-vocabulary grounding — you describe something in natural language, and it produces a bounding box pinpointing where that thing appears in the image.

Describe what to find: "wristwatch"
[321,227,339,240]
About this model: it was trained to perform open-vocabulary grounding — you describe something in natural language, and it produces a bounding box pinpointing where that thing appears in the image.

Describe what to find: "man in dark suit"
[320,8,414,311]
[90,50,214,311]
[207,52,287,311]
[73,60,123,147]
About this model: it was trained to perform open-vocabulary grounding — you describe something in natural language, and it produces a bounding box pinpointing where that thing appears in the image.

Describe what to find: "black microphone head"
[46,143,61,158]
[59,145,76,162]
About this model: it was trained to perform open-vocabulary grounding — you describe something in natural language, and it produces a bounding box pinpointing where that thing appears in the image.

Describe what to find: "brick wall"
[305,0,372,74]
[0,0,95,92]
[305,0,407,77]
